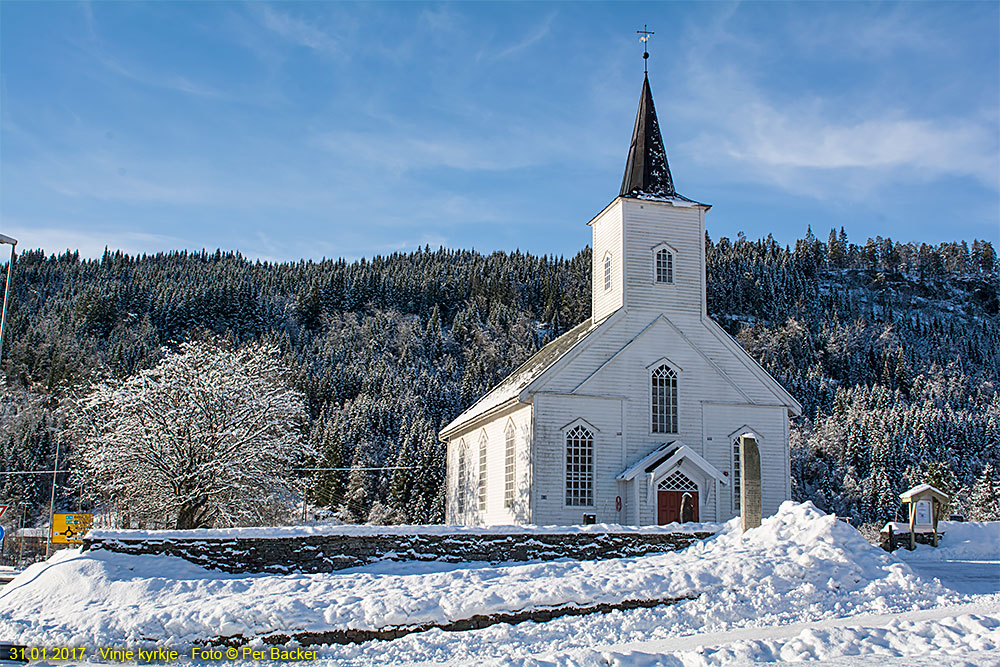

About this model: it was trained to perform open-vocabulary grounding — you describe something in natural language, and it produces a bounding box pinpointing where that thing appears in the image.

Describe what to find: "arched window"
[457,440,468,516]
[732,439,741,512]
[504,421,516,508]
[603,253,612,291]
[651,364,678,433]
[565,425,594,506]
[656,248,673,283]
[478,433,488,511]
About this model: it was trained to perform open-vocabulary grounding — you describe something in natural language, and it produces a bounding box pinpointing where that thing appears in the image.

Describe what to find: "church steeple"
[619,73,681,200]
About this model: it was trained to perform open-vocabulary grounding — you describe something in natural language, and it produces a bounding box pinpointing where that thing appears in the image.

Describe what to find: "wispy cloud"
[3,222,188,259]
[490,13,556,61]
[705,102,997,182]
[249,4,346,57]
[670,6,1000,201]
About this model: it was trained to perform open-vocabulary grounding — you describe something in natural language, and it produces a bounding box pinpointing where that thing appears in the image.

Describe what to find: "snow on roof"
[900,484,949,501]
[634,193,709,208]
[618,442,728,488]
[440,317,597,437]
[617,442,680,481]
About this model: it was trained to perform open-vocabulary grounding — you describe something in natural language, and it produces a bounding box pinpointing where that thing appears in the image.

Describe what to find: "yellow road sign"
[52,513,94,543]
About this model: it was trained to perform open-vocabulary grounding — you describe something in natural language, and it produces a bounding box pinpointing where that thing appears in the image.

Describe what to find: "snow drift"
[0,502,966,656]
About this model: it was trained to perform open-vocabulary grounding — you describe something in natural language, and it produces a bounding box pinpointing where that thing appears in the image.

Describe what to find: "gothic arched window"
[651,364,678,433]
[457,440,468,516]
[733,439,741,512]
[478,432,488,511]
[565,425,594,506]
[603,253,612,292]
[504,421,516,508]
[656,248,673,283]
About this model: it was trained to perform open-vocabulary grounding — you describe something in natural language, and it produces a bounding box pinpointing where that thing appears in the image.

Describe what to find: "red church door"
[657,470,700,524]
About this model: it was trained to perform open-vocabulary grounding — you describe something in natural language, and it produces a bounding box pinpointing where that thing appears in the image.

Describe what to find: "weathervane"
[637,25,654,74]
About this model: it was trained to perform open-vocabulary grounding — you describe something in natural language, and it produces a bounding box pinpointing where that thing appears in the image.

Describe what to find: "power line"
[0,470,67,476]
[293,466,422,472]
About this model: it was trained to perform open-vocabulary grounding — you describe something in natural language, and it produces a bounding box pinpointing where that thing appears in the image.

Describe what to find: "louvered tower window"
[604,253,612,291]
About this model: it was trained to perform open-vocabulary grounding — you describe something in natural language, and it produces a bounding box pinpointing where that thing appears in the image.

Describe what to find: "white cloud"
[2,223,187,259]
[717,102,997,181]
[490,13,556,61]
[250,4,345,57]
[668,11,1000,201]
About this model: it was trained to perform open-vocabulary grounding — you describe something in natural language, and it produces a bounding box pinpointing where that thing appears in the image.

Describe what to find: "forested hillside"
[1,229,998,528]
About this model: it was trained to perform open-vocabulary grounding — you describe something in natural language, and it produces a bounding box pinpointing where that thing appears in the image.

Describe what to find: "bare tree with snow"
[70,339,311,529]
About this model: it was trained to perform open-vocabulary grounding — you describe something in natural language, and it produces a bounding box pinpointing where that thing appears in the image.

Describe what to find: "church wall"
[701,402,790,520]
[529,393,629,526]
[445,403,532,526]
[527,311,791,525]
[621,199,705,317]
[590,201,624,323]
[696,319,796,407]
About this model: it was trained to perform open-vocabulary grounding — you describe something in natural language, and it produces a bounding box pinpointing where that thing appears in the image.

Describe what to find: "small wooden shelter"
[899,484,949,549]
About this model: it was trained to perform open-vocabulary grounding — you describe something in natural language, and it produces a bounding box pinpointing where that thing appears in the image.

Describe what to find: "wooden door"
[658,490,699,524]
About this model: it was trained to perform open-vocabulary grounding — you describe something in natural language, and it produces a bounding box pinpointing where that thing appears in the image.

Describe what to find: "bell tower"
[589,71,710,324]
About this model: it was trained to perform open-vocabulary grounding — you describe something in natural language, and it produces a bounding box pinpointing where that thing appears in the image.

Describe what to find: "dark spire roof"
[620,73,688,200]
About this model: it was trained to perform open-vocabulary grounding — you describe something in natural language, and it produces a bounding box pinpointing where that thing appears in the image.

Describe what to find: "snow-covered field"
[2,502,997,665]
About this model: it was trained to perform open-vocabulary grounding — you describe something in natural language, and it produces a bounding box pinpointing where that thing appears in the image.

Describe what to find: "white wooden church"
[440,73,801,526]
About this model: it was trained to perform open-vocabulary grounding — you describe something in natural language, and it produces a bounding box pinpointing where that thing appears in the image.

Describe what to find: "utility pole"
[0,234,16,369]
[44,439,60,559]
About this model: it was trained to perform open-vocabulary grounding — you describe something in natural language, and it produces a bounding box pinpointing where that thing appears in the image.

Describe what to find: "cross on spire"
[637,25,654,74]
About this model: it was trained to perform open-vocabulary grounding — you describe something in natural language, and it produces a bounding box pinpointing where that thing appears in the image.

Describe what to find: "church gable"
[443,58,799,527]
[440,317,600,438]
[530,313,788,411]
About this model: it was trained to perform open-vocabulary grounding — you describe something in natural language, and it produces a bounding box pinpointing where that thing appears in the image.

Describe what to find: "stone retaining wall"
[216,594,699,647]
[82,530,714,574]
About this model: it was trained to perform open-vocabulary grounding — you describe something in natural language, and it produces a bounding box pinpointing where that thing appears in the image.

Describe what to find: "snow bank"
[0,502,963,657]
[533,608,1000,666]
[86,521,718,541]
[893,520,1000,562]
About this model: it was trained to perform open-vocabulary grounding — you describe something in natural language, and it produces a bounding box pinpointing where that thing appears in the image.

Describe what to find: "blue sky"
[1,2,997,262]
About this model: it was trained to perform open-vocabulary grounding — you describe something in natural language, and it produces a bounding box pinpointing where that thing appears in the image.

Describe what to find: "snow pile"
[893,520,1000,562]
[0,502,964,657]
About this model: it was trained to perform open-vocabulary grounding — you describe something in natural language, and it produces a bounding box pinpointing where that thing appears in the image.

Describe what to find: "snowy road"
[522,539,1000,666]
[907,560,1000,595]
[525,598,1000,666]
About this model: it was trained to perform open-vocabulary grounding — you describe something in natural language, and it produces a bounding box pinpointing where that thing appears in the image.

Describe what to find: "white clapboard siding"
[530,393,627,525]
[622,199,706,317]
[589,200,624,323]
[445,404,532,525]
[702,403,790,520]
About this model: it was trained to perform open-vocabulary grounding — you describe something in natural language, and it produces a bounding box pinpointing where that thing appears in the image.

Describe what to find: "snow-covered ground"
[3,502,997,666]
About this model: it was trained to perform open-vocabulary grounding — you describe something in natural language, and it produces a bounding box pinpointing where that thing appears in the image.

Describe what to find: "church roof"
[440,317,598,438]
[619,74,702,205]
[617,441,727,485]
